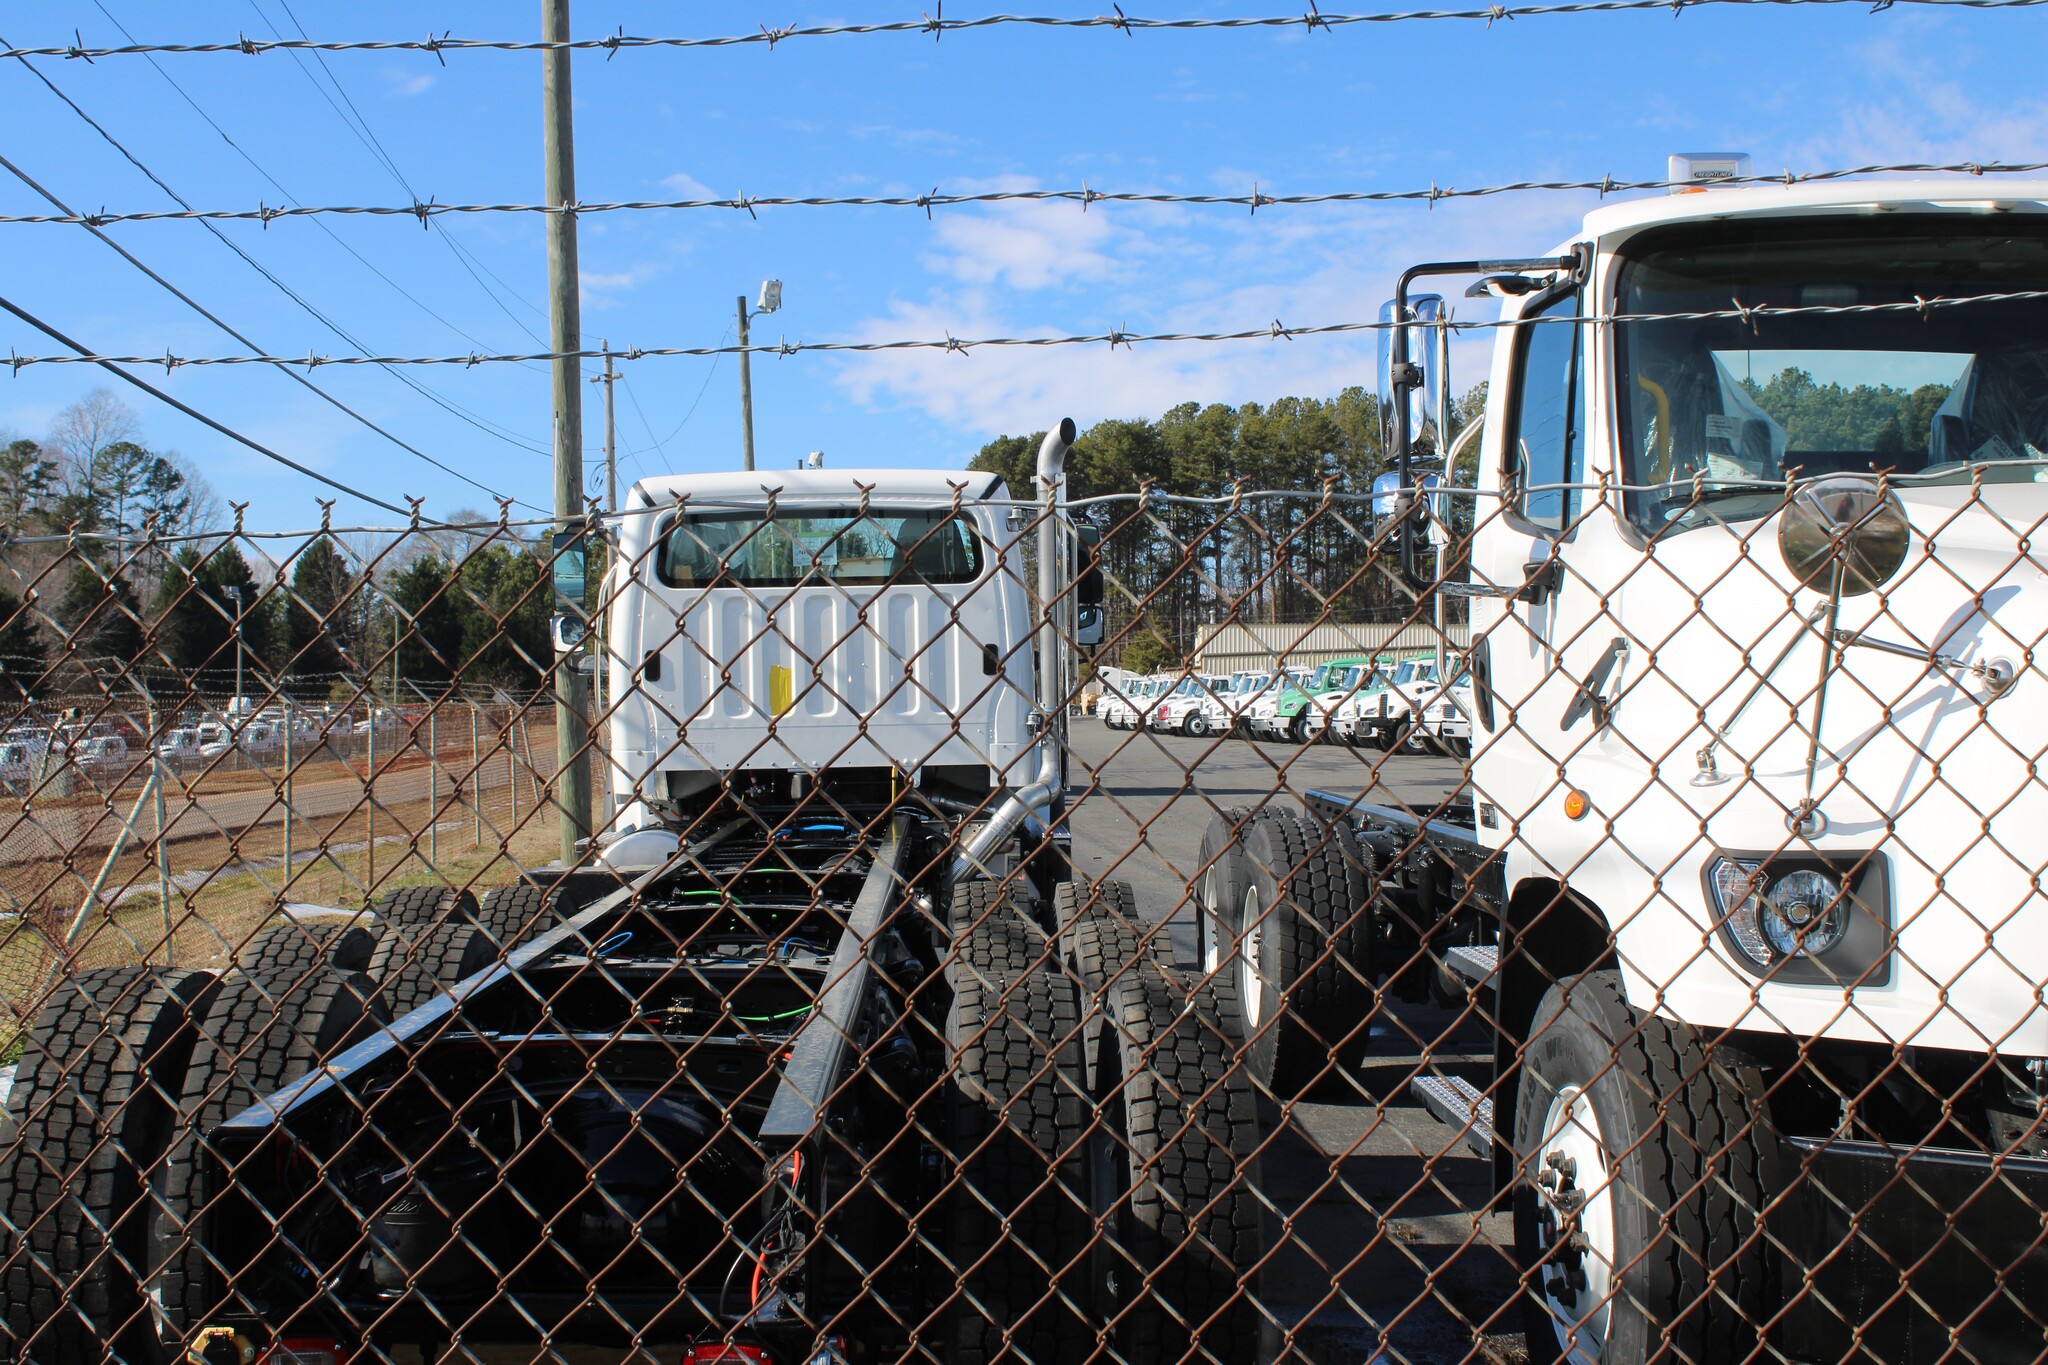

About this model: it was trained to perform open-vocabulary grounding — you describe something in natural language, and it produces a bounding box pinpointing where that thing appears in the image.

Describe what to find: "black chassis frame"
[192,808,981,1357]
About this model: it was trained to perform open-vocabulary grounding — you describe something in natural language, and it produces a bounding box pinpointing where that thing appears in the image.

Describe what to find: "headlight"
[1704,853,1888,984]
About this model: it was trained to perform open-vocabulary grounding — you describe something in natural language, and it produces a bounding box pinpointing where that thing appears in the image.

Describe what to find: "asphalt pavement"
[1065,718,1525,1365]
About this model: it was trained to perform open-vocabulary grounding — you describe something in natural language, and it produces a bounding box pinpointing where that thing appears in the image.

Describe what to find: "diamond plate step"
[1444,943,1498,986]
[1410,1073,1497,1161]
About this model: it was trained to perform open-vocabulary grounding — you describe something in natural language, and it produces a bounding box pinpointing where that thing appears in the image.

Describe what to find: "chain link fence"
[0,469,2041,1365]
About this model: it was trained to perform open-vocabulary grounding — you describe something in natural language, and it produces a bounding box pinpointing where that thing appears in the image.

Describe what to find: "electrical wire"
[14,159,2043,226]
[0,149,543,513]
[250,0,554,352]
[9,0,2047,59]
[71,3,553,454]
[0,291,412,519]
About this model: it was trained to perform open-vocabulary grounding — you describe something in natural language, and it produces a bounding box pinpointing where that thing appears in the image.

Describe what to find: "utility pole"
[591,339,618,513]
[737,296,755,473]
[543,0,592,864]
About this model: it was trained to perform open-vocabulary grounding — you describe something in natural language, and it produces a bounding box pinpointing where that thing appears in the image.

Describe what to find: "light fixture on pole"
[738,279,783,473]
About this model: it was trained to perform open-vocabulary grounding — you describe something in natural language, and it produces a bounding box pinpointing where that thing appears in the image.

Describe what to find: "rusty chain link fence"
[0,466,2042,1365]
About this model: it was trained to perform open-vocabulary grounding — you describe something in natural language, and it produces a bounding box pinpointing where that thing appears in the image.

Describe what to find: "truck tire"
[941,955,1088,1363]
[1226,810,1375,1097]
[473,883,557,952]
[236,918,378,986]
[366,920,498,1020]
[372,883,478,933]
[2,967,214,1365]
[944,879,1058,979]
[1083,955,1260,1364]
[149,964,382,1337]
[1513,971,1776,1365]
[1055,879,1164,1095]
[1194,806,1252,979]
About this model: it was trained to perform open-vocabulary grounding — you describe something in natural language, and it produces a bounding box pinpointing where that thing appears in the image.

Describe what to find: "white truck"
[0,431,1261,1365]
[1199,174,2048,1363]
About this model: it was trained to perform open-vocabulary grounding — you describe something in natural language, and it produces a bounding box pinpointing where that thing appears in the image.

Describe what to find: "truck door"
[1473,279,1638,863]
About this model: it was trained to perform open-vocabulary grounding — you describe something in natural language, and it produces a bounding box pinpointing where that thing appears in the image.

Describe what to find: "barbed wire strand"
[0,149,540,514]
[11,289,2044,371]
[0,289,418,521]
[9,0,2047,60]
[9,160,2043,227]
[6,32,555,460]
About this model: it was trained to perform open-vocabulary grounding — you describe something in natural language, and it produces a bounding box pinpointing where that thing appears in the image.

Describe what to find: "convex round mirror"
[1778,476,1910,597]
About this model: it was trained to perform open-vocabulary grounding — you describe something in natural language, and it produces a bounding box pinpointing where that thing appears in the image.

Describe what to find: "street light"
[737,279,783,473]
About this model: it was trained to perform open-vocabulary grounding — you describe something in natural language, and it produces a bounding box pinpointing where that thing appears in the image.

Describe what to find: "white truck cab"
[1204,176,2048,1364]
[605,468,1035,832]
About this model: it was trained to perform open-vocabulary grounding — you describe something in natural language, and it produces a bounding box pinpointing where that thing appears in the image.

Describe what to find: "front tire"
[1513,971,1775,1364]
[1183,711,1211,739]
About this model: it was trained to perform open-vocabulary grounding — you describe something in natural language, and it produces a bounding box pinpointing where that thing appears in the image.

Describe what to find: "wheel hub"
[1237,885,1267,1028]
[1534,1085,1615,1362]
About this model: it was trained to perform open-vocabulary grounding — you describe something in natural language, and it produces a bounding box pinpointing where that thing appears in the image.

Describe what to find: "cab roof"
[1576,178,2048,249]
[628,467,1007,508]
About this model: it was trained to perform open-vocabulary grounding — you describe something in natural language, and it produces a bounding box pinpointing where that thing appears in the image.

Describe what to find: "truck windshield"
[658,507,983,588]
[1614,215,2048,532]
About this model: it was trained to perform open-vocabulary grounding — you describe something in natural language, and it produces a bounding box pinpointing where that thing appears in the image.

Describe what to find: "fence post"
[428,708,438,868]
[366,718,375,894]
[282,710,293,895]
[154,751,172,963]
[471,705,483,849]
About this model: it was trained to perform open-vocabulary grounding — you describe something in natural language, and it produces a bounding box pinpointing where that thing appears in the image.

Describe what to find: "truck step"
[1409,1074,1497,1161]
[1443,944,1498,986]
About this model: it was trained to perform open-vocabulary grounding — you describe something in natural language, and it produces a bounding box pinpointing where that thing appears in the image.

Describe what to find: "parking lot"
[1066,720,1521,1365]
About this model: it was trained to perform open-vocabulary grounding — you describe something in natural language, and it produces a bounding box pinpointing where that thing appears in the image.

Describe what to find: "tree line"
[970,384,1483,673]
[0,391,550,708]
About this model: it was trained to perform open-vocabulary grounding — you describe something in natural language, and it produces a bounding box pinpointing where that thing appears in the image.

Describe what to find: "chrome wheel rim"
[1237,885,1267,1028]
[1533,1084,1618,1365]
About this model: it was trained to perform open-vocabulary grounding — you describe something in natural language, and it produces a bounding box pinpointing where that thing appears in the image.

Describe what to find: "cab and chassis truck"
[1199,178,2048,1363]
[0,428,1262,1363]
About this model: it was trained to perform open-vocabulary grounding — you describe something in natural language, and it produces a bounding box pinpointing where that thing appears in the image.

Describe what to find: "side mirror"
[550,529,588,610]
[550,614,588,656]
[1075,523,1105,607]
[1777,476,1910,597]
[1376,293,1445,448]
[1075,604,1105,649]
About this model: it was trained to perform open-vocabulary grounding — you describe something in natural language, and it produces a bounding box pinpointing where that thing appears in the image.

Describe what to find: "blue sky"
[0,1,2042,531]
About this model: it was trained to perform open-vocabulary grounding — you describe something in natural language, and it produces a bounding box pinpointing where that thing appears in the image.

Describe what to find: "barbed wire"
[9,0,2045,60]
[6,160,2044,227]
[8,289,2045,371]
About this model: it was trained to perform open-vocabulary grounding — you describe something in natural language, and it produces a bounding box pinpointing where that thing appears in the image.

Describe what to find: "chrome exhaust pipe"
[951,417,1076,883]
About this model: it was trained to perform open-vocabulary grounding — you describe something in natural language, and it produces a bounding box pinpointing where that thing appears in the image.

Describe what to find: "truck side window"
[1507,290,1584,534]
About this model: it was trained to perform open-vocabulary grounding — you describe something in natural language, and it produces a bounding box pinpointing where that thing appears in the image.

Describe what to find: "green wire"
[736,1005,814,1022]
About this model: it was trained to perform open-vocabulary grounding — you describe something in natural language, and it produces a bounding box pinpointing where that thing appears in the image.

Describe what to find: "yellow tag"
[769,666,794,717]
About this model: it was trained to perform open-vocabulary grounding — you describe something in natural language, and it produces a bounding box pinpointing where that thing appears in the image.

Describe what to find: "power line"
[0,291,412,519]
[9,0,2046,59]
[247,0,554,351]
[10,160,2044,227]
[73,2,554,453]
[13,289,2048,371]
[0,148,543,513]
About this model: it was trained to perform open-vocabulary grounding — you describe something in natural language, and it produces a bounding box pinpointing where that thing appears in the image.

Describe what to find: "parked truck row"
[5,171,2046,1364]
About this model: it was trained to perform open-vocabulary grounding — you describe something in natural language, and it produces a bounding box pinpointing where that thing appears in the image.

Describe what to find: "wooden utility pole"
[543,0,592,864]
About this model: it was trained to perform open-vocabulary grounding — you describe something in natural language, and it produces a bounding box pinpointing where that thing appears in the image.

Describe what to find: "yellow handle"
[1637,376,1672,483]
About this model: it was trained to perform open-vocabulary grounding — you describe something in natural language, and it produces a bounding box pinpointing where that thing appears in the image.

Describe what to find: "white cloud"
[580,263,662,309]
[659,171,719,200]
[381,66,434,98]
[831,189,1594,435]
